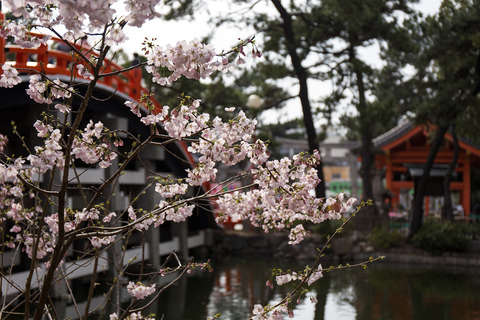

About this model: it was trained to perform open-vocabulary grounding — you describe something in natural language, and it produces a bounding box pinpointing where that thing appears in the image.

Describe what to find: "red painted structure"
[0,32,200,163]
[374,121,480,217]
[0,33,143,101]
[0,32,224,222]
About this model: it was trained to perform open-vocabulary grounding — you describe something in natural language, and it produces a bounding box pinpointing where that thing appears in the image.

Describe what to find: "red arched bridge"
[0,32,236,228]
[0,33,143,101]
[0,32,202,167]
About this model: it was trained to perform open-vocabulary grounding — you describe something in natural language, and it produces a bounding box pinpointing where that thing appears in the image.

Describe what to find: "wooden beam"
[387,150,466,161]
[390,181,464,190]
[391,181,414,189]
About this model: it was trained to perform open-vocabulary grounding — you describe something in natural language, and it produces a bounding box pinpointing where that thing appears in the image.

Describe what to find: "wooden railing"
[0,33,143,101]
[0,31,202,187]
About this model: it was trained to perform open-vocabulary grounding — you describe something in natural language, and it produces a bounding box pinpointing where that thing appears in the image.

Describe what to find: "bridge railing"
[1,33,143,101]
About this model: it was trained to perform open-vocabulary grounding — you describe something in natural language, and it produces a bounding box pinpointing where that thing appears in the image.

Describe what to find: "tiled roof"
[372,120,414,149]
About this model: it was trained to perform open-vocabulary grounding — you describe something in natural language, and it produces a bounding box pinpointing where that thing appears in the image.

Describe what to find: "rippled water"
[155,256,480,320]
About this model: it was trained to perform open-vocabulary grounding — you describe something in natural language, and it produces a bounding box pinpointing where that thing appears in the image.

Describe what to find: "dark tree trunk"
[409,125,449,238]
[349,46,378,229]
[442,125,459,222]
[353,61,375,202]
[271,0,326,198]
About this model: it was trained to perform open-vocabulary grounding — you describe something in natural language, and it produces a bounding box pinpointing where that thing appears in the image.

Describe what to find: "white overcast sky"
[117,0,443,127]
[119,0,443,55]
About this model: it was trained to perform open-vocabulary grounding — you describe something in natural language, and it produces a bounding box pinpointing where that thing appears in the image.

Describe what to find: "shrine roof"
[373,120,480,158]
[372,120,416,150]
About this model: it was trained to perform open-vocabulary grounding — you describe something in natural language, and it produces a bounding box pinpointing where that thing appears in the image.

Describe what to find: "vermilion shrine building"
[373,121,480,218]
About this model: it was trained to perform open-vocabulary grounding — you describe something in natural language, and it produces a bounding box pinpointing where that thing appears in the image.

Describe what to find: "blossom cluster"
[287,224,309,245]
[252,264,324,319]
[252,303,289,320]
[144,38,233,85]
[0,157,24,235]
[275,264,323,287]
[154,182,188,198]
[158,201,195,224]
[25,75,73,106]
[71,120,117,168]
[3,200,54,259]
[109,312,155,320]
[127,281,156,300]
[126,97,268,188]
[23,231,55,259]
[76,64,95,81]
[187,109,259,165]
[2,0,161,46]
[27,120,65,174]
[0,64,21,88]
[0,133,8,152]
[0,19,51,49]
[124,0,162,27]
[216,152,356,242]
[26,117,117,177]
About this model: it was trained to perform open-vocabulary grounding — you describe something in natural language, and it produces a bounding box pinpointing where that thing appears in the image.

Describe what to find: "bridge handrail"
[0,32,199,175]
[1,33,143,101]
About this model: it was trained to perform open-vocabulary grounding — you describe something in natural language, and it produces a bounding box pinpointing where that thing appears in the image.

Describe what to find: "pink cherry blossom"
[155,183,188,198]
[0,64,21,88]
[90,236,116,248]
[76,64,94,80]
[127,282,156,300]
[26,75,52,104]
[0,134,7,153]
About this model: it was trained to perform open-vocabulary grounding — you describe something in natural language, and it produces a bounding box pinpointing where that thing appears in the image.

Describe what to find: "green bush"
[412,221,470,254]
[369,227,405,249]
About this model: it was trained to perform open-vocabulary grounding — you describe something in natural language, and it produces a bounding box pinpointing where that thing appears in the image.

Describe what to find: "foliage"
[369,227,405,250]
[383,0,480,137]
[411,221,471,254]
[388,0,480,236]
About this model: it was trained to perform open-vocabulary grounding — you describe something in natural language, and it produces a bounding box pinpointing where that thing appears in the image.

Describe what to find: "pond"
[9,256,479,319]
[153,256,480,320]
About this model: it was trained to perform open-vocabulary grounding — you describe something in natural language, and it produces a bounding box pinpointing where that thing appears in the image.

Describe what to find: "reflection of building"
[276,133,360,198]
[373,121,480,218]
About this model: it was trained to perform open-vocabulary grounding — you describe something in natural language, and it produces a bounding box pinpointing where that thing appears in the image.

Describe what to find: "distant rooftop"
[372,120,414,149]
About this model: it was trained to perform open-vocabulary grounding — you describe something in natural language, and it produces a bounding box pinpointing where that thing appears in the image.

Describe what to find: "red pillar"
[425,196,430,217]
[464,152,471,216]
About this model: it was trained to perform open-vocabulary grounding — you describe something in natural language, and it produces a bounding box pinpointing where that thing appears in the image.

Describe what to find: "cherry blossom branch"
[47,28,96,70]
[32,37,112,320]
[98,62,147,78]
[16,174,59,197]
[83,250,100,320]
[251,201,382,319]
[128,257,194,315]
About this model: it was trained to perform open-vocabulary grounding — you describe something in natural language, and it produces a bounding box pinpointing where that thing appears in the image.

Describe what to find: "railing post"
[130,67,142,100]
[38,43,48,68]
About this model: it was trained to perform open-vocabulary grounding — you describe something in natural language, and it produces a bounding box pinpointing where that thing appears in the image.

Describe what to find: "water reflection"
[12,256,477,319]
[156,257,480,320]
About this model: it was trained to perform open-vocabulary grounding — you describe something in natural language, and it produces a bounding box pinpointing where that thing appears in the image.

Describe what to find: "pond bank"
[209,229,480,268]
